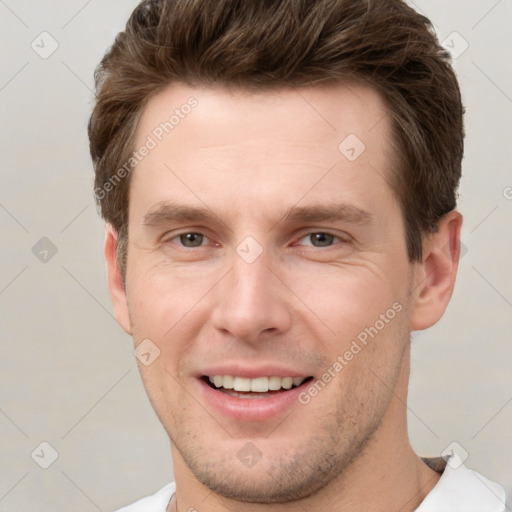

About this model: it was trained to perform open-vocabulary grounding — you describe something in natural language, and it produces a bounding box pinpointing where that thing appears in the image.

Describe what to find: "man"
[89,0,507,511]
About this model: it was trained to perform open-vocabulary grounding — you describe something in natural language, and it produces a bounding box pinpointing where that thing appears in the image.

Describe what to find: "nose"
[210,244,292,344]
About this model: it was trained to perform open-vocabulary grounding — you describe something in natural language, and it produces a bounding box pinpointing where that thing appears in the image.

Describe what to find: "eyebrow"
[143,201,373,228]
[143,202,217,226]
[282,203,373,225]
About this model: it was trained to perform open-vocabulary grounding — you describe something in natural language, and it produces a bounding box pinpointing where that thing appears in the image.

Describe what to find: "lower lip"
[197,378,309,422]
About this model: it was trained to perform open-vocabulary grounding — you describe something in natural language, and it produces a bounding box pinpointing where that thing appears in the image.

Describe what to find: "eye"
[174,232,207,248]
[296,232,346,248]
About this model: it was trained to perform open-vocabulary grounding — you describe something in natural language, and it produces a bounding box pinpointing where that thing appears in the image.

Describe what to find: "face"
[111,83,429,502]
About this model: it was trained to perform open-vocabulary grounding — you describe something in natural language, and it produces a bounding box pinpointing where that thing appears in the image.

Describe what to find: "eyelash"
[164,230,348,249]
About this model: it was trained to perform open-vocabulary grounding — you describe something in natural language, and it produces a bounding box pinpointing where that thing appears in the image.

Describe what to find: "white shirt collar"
[415,453,506,511]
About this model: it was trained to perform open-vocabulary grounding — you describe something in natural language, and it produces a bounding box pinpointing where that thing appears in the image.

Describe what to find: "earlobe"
[104,224,132,335]
[409,210,463,331]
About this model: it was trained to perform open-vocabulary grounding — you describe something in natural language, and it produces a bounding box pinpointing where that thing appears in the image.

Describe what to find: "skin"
[105,82,462,511]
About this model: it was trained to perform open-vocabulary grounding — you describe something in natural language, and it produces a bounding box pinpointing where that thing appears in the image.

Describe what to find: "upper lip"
[197,364,311,379]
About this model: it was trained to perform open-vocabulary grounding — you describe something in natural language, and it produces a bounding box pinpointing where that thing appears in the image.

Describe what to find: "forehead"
[130,82,397,221]
[136,81,391,151]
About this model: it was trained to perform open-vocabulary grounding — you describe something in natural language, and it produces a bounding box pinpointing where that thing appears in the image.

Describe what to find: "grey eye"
[309,233,335,247]
[179,233,204,247]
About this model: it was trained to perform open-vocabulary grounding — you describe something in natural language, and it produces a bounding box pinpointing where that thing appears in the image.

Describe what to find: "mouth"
[202,375,314,399]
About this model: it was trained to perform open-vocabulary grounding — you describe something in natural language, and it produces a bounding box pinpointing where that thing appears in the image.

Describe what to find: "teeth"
[222,375,234,389]
[208,375,306,392]
[282,377,293,390]
[268,376,282,391]
[251,377,268,392]
[233,377,251,392]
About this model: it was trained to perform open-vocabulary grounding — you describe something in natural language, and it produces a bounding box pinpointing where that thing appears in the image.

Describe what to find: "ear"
[409,210,463,331]
[104,224,132,334]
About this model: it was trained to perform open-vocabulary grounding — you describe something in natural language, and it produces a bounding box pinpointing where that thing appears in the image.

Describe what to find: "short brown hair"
[89,0,464,274]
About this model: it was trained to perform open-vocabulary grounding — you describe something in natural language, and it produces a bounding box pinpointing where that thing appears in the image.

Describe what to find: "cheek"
[125,264,220,406]
[127,262,214,334]
[282,262,405,341]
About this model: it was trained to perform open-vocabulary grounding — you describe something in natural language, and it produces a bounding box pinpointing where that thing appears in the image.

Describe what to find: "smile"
[198,373,314,420]
[206,375,310,397]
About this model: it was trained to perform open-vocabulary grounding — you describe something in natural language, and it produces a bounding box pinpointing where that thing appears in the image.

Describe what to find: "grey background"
[0,1,511,510]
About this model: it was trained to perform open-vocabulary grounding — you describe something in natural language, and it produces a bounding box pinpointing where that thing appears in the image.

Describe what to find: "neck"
[169,346,441,512]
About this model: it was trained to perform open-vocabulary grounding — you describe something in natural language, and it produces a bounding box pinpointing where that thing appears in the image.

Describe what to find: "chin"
[191,462,333,504]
